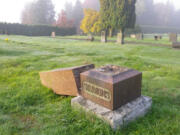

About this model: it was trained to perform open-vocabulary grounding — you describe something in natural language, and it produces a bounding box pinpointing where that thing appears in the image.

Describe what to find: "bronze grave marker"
[80,65,142,110]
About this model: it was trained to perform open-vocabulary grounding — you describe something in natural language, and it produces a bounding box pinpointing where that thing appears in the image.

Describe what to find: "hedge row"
[141,25,180,34]
[0,23,76,36]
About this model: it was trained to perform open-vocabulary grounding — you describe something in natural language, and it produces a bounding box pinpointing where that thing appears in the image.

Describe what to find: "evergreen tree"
[21,3,35,24]
[100,0,136,44]
[99,0,111,31]
[65,2,74,20]
[72,0,84,28]
[33,0,55,25]
[21,0,55,25]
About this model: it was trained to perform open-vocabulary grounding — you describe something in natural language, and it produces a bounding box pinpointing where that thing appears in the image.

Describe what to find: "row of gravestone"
[131,33,180,48]
[51,31,180,48]
[101,31,125,44]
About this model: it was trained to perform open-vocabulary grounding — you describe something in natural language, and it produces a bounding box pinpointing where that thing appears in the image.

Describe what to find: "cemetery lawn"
[0,35,180,135]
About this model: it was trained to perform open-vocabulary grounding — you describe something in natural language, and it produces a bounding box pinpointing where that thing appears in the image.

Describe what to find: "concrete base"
[71,96,152,130]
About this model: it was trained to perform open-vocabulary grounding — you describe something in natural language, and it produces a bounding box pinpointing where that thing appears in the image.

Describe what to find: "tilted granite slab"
[71,96,152,130]
[39,64,94,96]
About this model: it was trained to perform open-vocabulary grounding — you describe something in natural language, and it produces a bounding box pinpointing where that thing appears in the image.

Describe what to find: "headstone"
[169,33,177,42]
[136,33,144,40]
[39,64,95,96]
[172,42,180,48]
[87,35,94,41]
[80,65,142,110]
[130,34,136,39]
[117,33,124,44]
[71,65,152,130]
[158,35,162,39]
[51,32,56,38]
[101,31,107,43]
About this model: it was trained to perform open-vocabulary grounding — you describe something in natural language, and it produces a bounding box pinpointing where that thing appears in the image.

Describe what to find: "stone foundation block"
[71,96,152,129]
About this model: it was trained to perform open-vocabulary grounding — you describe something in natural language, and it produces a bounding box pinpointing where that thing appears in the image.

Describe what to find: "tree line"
[80,0,180,28]
[21,0,84,30]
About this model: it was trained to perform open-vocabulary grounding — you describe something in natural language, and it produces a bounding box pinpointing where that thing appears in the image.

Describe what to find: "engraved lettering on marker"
[83,82,111,102]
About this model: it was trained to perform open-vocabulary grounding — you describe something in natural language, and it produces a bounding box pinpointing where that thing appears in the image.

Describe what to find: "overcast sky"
[0,0,179,23]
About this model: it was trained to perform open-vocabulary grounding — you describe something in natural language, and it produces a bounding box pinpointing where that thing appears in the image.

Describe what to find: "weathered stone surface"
[172,42,180,48]
[71,96,152,129]
[40,64,95,96]
[158,35,162,39]
[117,32,124,44]
[51,32,56,38]
[130,34,136,39]
[80,65,142,110]
[101,31,107,43]
[87,35,94,41]
[136,33,144,40]
[169,33,177,42]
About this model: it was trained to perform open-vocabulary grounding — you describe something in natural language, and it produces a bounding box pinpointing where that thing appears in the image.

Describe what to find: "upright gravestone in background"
[136,33,144,40]
[72,65,152,129]
[130,34,136,39]
[87,35,94,42]
[117,32,124,44]
[158,35,162,40]
[169,33,177,42]
[51,32,56,38]
[101,31,107,43]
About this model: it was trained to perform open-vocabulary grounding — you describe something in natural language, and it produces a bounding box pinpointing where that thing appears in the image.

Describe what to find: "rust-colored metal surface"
[80,65,142,110]
[39,64,94,96]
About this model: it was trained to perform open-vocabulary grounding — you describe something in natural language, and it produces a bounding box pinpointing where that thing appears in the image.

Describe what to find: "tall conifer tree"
[100,0,136,44]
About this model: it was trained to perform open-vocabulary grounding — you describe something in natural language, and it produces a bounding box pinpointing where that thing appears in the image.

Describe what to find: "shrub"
[0,23,76,36]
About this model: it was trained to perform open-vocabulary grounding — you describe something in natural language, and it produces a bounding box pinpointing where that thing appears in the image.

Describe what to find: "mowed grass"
[62,35,172,46]
[0,35,180,135]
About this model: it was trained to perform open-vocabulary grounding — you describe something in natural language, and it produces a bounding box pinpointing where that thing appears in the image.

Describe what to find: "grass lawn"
[62,35,172,46]
[0,35,180,135]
